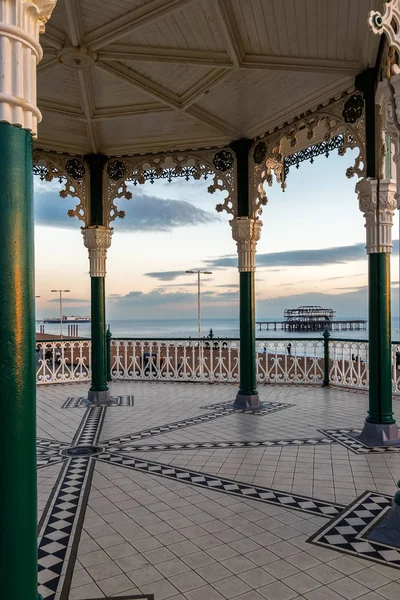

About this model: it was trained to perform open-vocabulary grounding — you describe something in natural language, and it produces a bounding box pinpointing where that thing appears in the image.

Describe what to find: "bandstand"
[3,1,400,599]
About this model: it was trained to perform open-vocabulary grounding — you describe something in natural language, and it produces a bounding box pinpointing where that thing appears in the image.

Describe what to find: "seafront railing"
[35,337,400,393]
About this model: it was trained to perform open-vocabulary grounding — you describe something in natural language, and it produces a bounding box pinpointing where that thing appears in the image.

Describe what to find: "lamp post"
[51,289,70,338]
[185,270,212,338]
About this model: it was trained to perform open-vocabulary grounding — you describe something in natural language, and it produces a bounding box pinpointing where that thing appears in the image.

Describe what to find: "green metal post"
[322,329,330,388]
[0,122,38,598]
[231,139,259,407]
[367,253,394,424]
[90,277,108,393]
[106,326,112,382]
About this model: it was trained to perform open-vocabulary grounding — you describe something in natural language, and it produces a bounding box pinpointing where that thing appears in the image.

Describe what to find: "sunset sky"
[34,148,400,321]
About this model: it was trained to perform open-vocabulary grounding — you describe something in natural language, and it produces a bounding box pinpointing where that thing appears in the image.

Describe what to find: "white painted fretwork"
[81,226,113,277]
[0,0,56,134]
[369,0,400,58]
[230,217,262,272]
[356,178,397,254]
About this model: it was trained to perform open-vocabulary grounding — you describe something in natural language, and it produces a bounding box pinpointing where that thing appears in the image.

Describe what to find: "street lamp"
[51,289,70,338]
[185,270,212,338]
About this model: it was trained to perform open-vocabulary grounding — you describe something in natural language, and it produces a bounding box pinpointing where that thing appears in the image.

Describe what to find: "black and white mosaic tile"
[109,437,336,453]
[37,407,106,600]
[320,429,400,454]
[62,395,134,408]
[309,491,400,568]
[97,451,343,518]
[102,401,293,447]
[200,400,295,415]
[37,438,70,469]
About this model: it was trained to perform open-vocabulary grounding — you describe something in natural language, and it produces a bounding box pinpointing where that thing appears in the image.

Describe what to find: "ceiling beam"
[42,25,65,50]
[241,55,364,75]
[185,105,241,138]
[98,45,233,68]
[214,0,243,67]
[76,70,100,153]
[37,58,59,74]
[87,0,197,51]
[92,104,171,121]
[180,69,231,109]
[38,100,86,120]
[96,60,240,138]
[63,0,84,47]
[97,60,181,109]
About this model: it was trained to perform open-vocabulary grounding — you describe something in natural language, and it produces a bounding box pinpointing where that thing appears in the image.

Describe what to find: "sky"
[34,148,400,321]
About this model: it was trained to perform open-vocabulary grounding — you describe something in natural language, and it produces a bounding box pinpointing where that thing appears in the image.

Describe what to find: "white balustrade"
[36,340,91,384]
[35,336,400,394]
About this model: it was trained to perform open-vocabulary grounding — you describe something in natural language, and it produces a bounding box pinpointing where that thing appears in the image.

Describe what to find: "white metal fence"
[35,337,400,393]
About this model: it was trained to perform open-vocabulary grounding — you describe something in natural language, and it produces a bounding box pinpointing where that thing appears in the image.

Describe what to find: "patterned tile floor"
[37,381,400,600]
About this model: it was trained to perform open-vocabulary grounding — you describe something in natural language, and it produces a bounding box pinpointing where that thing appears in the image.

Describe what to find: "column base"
[87,389,111,406]
[367,498,400,547]
[355,420,400,446]
[234,393,261,410]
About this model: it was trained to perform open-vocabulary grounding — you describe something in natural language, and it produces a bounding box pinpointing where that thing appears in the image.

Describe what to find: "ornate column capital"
[0,0,56,135]
[356,178,397,253]
[82,226,113,277]
[230,217,262,272]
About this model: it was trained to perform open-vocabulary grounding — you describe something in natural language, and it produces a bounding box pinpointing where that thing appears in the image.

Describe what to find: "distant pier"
[256,320,367,332]
[257,305,367,332]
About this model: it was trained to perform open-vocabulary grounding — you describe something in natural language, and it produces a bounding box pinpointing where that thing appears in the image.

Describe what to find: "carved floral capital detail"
[230,217,262,272]
[356,178,397,254]
[82,226,113,277]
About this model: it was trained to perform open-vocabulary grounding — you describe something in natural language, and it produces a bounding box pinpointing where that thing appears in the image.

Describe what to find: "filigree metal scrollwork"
[104,149,236,227]
[212,150,234,172]
[33,150,89,225]
[65,158,85,180]
[284,135,344,179]
[251,90,366,219]
[253,142,267,165]
[342,94,364,124]
[107,160,126,181]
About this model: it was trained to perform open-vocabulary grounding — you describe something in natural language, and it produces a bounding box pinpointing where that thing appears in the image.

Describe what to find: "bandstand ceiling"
[37,0,384,156]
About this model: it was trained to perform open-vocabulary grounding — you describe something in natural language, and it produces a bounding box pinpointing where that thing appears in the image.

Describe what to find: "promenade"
[37,381,400,600]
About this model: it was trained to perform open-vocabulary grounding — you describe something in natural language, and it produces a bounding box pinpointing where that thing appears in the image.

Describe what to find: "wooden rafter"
[38,100,86,120]
[92,104,171,121]
[96,60,240,137]
[76,69,99,153]
[86,0,197,51]
[63,0,84,47]
[98,45,233,68]
[214,0,243,68]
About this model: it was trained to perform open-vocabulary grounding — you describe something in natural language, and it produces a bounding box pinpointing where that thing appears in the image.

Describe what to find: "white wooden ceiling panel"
[120,61,218,97]
[35,0,381,155]
[118,0,225,51]
[38,110,92,154]
[81,0,149,35]
[196,69,353,135]
[90,66,156,109]
[38,65,81,108]
[96,111,227,154]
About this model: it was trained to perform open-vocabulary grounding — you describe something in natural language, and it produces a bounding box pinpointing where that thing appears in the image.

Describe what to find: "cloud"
[144,271,188,281]
[34,187,219,232]
[47,297,88,303]
[216,284,240,288]
[207,240,399,270]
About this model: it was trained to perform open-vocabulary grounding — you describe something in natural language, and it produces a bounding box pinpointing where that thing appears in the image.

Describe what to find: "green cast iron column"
[0,123,37,599]
[367,253,394,424]
[231,139,258,402]
[90,276,108,392]
[356,70,395,432]
[86,155,109,393]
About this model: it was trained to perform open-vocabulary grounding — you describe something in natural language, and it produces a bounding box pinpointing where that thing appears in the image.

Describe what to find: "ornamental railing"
[35,337,400,393]
[36,339,91,384]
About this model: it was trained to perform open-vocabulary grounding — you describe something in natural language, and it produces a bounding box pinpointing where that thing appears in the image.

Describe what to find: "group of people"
[36,345,63,366]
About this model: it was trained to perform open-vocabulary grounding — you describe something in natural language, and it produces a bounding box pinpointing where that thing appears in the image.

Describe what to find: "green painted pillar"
[356,71,398,443]
[83,155,112,403]
[0,123,37,598]
[231,139,260,408]
[90,277,108,393]
[367,253,394,424]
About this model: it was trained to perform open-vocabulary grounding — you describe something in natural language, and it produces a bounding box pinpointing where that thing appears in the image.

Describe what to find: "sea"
[35,317,400,342]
